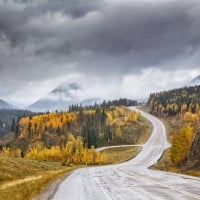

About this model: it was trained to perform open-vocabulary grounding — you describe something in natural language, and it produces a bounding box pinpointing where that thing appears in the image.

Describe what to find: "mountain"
[188,75,200,86]
[0,99,13,109]
[28,82,82,112]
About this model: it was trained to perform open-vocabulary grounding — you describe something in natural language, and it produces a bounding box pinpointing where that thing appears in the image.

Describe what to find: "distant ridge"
[0,99,14,109]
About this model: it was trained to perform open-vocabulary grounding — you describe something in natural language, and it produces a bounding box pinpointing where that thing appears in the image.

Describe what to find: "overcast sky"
[0,0,200,107]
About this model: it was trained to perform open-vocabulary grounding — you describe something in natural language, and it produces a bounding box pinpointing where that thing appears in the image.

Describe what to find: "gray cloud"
[73,1,200,68]
[0,0,200,105]
[38,0,104,18]
[0,0,104,45]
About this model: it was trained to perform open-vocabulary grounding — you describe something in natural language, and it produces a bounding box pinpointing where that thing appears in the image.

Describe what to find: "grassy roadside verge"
[0,153,81,200]
[136,115,152,145]
[102,146,142,164]
[0,167,80,200]
[0,145,142,200]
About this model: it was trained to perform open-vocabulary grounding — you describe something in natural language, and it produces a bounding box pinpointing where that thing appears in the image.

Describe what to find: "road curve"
[51,107,200,200]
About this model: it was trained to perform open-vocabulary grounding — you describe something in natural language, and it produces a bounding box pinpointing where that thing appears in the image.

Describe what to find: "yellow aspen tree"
[170,125,194,165]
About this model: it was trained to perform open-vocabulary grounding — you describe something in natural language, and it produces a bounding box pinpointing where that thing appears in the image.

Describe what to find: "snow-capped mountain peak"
[52,82,80,93]
[28,82,82,112]
[48,82,81,101]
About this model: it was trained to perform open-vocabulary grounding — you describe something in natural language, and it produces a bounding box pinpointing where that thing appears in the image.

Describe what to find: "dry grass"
[0,168,78,200]
[0,145,142,199]
[0,153,79,200]
[0,153,68,184]
[0,146,143,200]
[136,117,152,145]
[185,170,200,177]
[102,146,142,164]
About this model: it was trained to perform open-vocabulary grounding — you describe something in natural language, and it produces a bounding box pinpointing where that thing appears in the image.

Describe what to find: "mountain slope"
[0,99,13,109]
[28,82,82,112]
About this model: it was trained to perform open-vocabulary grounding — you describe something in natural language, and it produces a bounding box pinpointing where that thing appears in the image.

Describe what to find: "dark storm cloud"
[69,2,195,69]
[33,0,200,74]
[1,0,200,61]
[38,0,104,18]
[1,0,200,105]
[0,0,103,45]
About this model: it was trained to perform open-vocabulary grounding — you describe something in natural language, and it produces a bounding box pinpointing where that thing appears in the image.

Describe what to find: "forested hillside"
[69,98,137,111]
[148,85,200,116]
[0,109,33,137]
[148,85,200,171]
[15,106,145,151]
[0,99,149,166]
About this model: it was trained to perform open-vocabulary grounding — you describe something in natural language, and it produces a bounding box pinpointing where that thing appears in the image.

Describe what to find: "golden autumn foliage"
[183,112,198,123]
[170,124,194,165]
[17,107,139,142]
[148,86,200,169]
[18,112,77,140]
[152,107,200,170]
[2,147,22,158]
[148,85,200,117]
[17,106,142,148]
[125,111,140,122]
[4,106,146,166]
[25,134,107,165]
[106,107,140,126]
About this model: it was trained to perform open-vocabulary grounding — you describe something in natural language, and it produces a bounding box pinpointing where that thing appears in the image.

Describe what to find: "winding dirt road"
[51,107,200,200]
